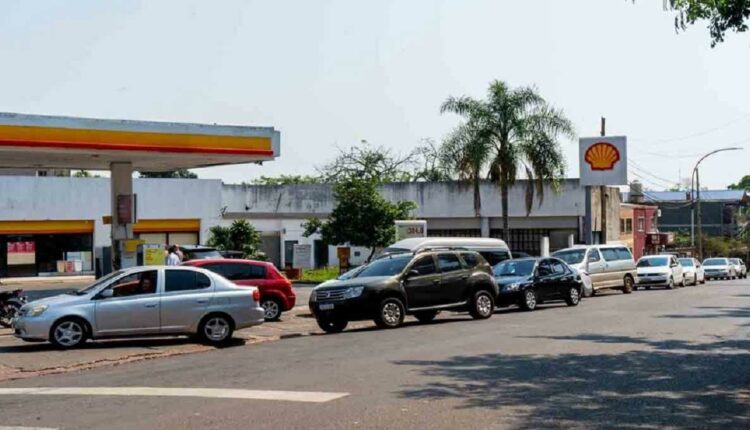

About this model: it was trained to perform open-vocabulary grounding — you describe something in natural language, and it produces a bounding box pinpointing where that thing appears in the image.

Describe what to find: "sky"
[0,0,748,189]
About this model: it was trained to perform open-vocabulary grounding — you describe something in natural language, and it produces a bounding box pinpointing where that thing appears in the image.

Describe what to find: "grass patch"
[299,266,340,283]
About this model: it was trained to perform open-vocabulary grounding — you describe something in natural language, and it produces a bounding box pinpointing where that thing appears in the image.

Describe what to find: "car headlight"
[505,283,521,292]
[27,304,48,317]
[343,286,365,299]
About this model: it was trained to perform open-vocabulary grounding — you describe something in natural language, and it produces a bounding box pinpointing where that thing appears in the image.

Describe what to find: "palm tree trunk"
[501,181,510,242]
[473,178,481,217]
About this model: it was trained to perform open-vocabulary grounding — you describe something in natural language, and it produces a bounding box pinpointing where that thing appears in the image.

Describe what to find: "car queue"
[7,236,746,347]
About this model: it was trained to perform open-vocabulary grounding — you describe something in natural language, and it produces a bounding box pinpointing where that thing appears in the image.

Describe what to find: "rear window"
[201,263,267,280]
[460,252,480,268]
[704,259,727,266]
[165,270,212,292]
[615,247,633,261]
[678,259,694,267]
[479,251,511,266]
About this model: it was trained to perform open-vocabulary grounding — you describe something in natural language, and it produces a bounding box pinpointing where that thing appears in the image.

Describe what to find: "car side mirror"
[97,289,114,299]
[405,269,420,279]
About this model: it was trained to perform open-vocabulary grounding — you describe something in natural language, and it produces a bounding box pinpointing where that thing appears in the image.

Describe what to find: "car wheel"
[261,297,282,321]
[0,301,21,328]
[565,287,581,307]
[469,290,494,320]
[590,288,597,297]
[317,317,348,334]
[622,276,634,294]
[374,298,405,329]
[667,277,675,290]
[414,310,439,324]
[50,318,87,349]
[520,289,537,311]
[198,314,234,345]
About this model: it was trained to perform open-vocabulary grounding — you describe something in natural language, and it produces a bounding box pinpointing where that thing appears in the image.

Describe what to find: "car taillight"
[252,289,260,302]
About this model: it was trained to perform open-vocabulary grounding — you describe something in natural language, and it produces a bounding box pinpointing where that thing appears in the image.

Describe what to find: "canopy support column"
[110,162,134,270]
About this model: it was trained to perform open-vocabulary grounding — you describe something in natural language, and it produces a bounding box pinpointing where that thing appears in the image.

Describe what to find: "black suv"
[309,250,498,333]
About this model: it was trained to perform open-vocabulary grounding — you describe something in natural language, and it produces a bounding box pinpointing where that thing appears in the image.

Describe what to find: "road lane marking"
[0,387,348,403]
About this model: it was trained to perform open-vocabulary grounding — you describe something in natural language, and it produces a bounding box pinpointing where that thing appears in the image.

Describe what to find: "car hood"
[494,275,532,286]
[314,276,393,290]
[25,292,88,307]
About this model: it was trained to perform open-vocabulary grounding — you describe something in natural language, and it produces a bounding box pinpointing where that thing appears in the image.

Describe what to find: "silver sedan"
[13,266,265,348]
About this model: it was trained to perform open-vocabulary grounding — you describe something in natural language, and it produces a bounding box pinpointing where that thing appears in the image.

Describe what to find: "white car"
[678,258,705,286]
[635,255,685,290]
[703,258,736,280]
[729,258,747,279]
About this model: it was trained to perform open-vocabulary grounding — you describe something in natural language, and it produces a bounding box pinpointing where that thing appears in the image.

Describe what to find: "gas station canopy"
[0,112,280,171]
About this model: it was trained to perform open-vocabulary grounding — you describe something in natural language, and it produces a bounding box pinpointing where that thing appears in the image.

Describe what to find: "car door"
[671,257,683,283]
[534,259,558,299]
[437,253,469,304]
[403,255,441,309]
[695,259,704,281]
[550,259,575,299]
[599,248,621,287]
[159,269,213,333]
[586,248,607,287]
[94,269,160,336]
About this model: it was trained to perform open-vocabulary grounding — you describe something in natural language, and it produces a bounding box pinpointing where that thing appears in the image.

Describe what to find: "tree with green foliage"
[250,174,323,186]
[728,174,750,190]
[207,220,264,259]
[302,177,416,261]
[439,122,492,217]
[644,0,750,47]
[139,169,198,179]
[440,80,575,240]
[318,140,416,183]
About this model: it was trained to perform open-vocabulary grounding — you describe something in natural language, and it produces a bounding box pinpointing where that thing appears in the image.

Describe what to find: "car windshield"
[338,265,366,280]
[494,259,536,277]
[552,249,586,265]
[704,259,726,266]
[637,257,669,267]
[678,259,694,267]
[356,255,411,277]
[186,249,223,260]
[73,270,124,295]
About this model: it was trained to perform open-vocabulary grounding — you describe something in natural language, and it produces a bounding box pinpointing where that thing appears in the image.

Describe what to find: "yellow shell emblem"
[585,142,620,171]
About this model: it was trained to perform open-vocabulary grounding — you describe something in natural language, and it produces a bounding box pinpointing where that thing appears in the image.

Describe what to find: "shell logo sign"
[579,136,627,186]
[584,142,621,171]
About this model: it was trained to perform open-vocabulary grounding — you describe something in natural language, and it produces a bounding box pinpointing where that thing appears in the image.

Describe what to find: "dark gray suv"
[309,250,498,333]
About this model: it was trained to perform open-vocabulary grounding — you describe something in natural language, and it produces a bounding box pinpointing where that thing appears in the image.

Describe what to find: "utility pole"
[600,117,607,245]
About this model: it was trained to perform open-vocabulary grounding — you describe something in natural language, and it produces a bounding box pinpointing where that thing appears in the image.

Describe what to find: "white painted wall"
[0,177,223,247]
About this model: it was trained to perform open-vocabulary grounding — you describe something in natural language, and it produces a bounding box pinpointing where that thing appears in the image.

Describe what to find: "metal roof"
[624,189,748,203]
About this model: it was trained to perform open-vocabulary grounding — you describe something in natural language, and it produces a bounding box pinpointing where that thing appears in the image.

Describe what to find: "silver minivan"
[552,245,637,294]
[381,237,512,266]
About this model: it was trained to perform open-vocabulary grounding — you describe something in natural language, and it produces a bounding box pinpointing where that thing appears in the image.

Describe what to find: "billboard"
[579,136,627,186]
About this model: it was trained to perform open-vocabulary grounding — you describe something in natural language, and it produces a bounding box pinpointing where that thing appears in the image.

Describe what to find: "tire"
[0,301,21,328]
[666,277,675,290]
[469,290,494,320]
[49,318,88,349]
[622,276,634,294]
[374,297,405,329]
[519,289,538,311]
[590,288,598,297]
[317,317,348,334]
[565,286,581,307]
[414,310,438,324]
[198,314,234,345]
[261,297,282,321]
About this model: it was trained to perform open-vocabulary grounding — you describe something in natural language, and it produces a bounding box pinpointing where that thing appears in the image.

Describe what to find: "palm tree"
[440,80,575,240]
[439,122,492,217]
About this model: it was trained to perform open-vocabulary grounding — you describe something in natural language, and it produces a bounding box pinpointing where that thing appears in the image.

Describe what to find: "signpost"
[579,133,628,244]
[395,220,427,241]
[292,244,313,270]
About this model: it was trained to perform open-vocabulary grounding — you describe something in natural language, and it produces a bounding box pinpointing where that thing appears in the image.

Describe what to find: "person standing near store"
[174,245,184,262]
[166,245,181,266]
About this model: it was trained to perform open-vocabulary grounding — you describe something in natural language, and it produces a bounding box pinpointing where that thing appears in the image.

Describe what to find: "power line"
[632,111,750,144]
[629,160,679,187]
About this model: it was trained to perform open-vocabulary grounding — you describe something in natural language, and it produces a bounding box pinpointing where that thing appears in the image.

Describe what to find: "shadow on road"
[0,336,245,353]
[394,335,750,428]
[659,306,750,322]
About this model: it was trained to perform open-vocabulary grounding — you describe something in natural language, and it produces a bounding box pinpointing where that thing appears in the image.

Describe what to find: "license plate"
[319,303,335,311]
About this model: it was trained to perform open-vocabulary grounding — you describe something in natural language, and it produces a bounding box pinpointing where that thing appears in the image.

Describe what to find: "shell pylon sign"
[579,136,627,186]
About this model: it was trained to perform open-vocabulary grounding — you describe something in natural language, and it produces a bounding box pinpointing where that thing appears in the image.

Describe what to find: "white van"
[382,237,512,266]
[552,245,637,294]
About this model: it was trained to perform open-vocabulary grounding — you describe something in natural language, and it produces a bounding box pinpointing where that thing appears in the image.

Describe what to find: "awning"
[0,112,280,171]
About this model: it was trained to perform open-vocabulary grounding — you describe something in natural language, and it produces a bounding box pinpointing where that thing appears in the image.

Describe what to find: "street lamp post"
[691,147,744,260]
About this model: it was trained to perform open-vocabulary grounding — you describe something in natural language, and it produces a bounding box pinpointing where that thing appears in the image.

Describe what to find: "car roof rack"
[415,246,470,254]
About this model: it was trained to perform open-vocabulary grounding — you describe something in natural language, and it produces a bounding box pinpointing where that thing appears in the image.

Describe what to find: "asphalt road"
[1,280,749,429]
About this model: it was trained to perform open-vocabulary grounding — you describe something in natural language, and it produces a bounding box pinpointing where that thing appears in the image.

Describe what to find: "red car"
[183,259,296,321]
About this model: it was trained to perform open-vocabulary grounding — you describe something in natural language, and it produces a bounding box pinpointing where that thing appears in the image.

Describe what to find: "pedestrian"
[175,244,184,262]
[166,245,181,266]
